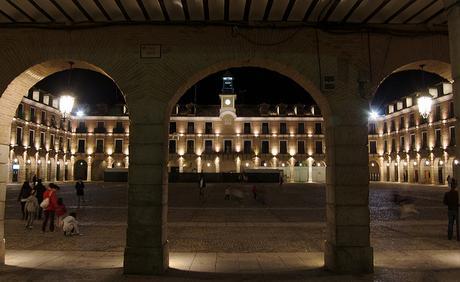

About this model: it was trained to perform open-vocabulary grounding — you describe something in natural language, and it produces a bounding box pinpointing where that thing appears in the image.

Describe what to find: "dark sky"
[34,68,125,105]
[371,70,445,113]
[179,67,315,105]
[33,67,445,111]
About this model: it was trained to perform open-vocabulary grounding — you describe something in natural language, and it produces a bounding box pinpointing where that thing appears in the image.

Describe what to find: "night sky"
[34,68,445,111]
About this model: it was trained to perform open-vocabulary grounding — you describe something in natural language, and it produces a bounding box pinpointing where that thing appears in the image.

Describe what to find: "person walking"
[198,173,206,201]
[443,179,459,240]
[24,190,39,229]
[75,179,85,208]
[35,179,45,219]
[41,183,59,232]
[18,181,31,220]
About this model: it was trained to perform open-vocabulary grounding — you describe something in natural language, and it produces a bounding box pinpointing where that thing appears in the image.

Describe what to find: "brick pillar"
[324,113,373,273]
[0,121,11,264]
[124,121,168,274]
[447,2,460,180]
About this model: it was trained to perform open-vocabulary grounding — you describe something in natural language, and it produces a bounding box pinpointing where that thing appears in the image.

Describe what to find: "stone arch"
[369,160,380,181]
[74,159,88,181]
[434,157,446,185]
[420,158,432,184]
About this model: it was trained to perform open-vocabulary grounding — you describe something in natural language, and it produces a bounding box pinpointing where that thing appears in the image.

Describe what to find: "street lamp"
[417,91,433,119]
[59,95,75,119]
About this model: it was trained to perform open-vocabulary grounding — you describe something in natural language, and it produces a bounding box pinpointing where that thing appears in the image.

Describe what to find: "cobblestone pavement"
[2,181,460,281]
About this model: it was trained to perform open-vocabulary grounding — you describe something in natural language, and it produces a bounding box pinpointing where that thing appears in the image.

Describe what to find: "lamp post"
[59,94,75,131]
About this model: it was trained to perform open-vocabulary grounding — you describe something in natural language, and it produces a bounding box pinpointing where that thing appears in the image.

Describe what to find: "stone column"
[447,1,460,180]
[124,121,168,274]
[86,157,92,181]
[308,158,313,182]
[324,113,373,273]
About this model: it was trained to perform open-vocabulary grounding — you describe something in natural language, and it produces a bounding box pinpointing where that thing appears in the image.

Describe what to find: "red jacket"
[43,190,58,211]
[55,204,67,217]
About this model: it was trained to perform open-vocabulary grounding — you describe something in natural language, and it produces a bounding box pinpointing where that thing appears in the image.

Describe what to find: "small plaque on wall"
[140,45,161,58]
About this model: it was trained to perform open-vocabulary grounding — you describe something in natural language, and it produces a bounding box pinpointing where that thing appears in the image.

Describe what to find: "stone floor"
[1,181,460,281]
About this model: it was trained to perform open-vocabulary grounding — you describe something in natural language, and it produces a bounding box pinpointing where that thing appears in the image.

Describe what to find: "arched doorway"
[369,161,380,181]
[436,158,446,184]
[74,160,88,181]
[420,159,432,184]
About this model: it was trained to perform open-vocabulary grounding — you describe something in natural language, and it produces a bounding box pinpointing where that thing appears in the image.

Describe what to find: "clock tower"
[219,72,237,123]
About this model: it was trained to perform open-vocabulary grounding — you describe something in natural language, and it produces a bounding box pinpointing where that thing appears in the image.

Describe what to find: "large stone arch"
[0,59,130,264]
[124,56,373,274]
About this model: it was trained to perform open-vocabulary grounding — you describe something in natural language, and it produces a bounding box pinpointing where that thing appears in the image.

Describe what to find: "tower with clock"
[219,72,237,122]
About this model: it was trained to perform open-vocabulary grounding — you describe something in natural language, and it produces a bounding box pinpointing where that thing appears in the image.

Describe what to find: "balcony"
[94,127,107,134]
[76,127,88,134]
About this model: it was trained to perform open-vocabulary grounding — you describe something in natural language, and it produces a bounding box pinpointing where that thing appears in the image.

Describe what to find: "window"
[279,140,287,154]
[77,139,85,153]
[30,107,35,122]
[391,139,396,152]
[115,139,123,153]
[114,122,124,133]
[279,123,287,134]
[383,122,388,133]
[297,141,305,154]
[435,105,441,121]
[435,128,441,147]
[450,126,456,146]
[76,121,87,133]
[369,141,377,154]
[17,104,24,118]
[168,140,176,153]
[243,123,251,134]
[369,123,376,134]
[169,122,176,134]
[409,114,415,127]
[59,137,63,151]
[422,131,428,149]
[243,140,251,154]
[400,136,405,151]
[50,134,55,150]
[41,111,46,125]
[400,116,405,129]
[315,141,323,154]
[187,122,194,134]
[262,123,269,134]
[297,123,305,134]
[204,140,213,153]
[390,120,395,132]
[449,102,454,118]
[50,115,56,128]
[384,140,388,153]
[67,120,71,131]
[410,134,416,150]
[40,132,45,148]
[96,139,104,153]
[29,130,34,147]
[186,140,194,154]
[261,140,269,154]
[314,123,322,134]
[67,138,71,152]
[205,122,213,134]
[95,122,106,133]
[224,140,232,153]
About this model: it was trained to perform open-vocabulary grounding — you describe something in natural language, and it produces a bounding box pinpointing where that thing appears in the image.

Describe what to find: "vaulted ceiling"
[0,0,449,28]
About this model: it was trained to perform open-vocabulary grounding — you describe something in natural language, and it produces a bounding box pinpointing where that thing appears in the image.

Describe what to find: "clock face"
[224,99,231,106]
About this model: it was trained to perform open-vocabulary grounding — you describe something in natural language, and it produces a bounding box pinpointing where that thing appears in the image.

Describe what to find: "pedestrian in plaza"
[32,175,37,187]
[41,183,59,232]
[252,185,257,200]
[447,175,452,188]
[443,178,459,240]
[24,189,39,229]
[62,212,81,236]
[198,173,206,201]
[75,179,85,208]
[279,174,284,187]
[225,186,231,200]
[55,198,67,229]
[17,181,32,220]
[35,179,45,219]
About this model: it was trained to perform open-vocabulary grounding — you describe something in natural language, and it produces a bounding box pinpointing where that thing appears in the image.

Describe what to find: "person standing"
[35,179,45,219]
[41,183,59,232]
[24,190,39,229]
[32,175,37,187]
[75,179,85,208]
[443,179,459,240]
[17,181,31,220]
[198,174,206,201]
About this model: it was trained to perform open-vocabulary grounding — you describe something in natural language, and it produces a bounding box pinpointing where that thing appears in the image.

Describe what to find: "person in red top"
[55,198,67,229]
[42,183,60,232]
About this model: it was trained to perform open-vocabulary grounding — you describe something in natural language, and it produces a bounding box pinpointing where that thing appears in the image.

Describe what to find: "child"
[62,212,81,236]
[24,190,39,229]
[55,198,67,229]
